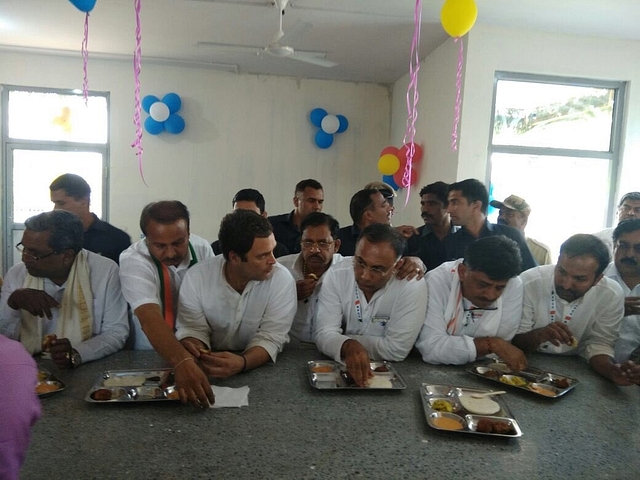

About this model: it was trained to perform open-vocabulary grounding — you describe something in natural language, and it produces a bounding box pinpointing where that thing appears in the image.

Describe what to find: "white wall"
[391,25,640,228]
[0,51,390,261]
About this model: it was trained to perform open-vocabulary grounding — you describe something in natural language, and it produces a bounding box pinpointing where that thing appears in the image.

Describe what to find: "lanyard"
[549,289,578,325]
[463,308,485,327]
[354,283,363,322]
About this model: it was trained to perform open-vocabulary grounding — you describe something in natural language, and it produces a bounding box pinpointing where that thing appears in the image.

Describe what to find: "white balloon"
[149,102,170,122]
[321,114,340,134]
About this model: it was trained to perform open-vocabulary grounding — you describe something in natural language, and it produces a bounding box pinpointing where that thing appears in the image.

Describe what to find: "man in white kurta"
[176,210,296,379]
[513,234,634,385]
[415,236,525,369]
[314,224,427,386]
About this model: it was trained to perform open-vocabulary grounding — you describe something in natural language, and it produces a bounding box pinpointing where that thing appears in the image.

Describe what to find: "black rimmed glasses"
[16,242,60,261]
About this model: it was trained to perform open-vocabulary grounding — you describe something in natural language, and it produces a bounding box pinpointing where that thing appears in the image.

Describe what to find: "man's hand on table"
[610,360,640,386]
[178,337,215,408]
[199,351,245,379]
[8,288,59,318]
[49,337,74,369]
[341,339,373,387]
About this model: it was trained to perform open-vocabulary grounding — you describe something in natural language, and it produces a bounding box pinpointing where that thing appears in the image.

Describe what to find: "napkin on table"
[209,385,250,408]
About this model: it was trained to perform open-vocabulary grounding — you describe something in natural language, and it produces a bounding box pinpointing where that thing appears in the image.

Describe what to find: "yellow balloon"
[441,0,478,38]
[378,154,400,175]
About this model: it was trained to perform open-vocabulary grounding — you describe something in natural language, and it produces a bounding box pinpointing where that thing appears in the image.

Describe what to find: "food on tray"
[553,378,570,389]
[432,416,464,431]
[41,334,57,352]
[91,388,113,401]
[103,375,147,387]
[459,395,500,415]
[311,365,334,373]
[476,418,515,435]
[431,399,454,413]
[367,375,393,389]
[499,375,528,387]
[374,365,389,372]
[36,382,61,395]
[38,371,49,382]
[487,362,511,373]
[569,336,579,348]
[528,384,556,397]
[166,390,180,400]
[481,369,501,379]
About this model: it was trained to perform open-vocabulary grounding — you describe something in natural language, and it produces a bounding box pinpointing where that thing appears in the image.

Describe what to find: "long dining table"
[22,346,640,479]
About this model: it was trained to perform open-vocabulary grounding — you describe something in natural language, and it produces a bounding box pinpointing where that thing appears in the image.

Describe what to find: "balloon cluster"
[440,0,478,38]
[309,108,349,149]
[377,143,423,190]
[69,0,97,12]
[142,93,186,135]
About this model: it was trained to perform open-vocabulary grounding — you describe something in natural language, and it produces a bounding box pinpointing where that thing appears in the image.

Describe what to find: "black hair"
[349,189,379,224]
[613,219,640,243]
[218,209,273,261]
[295,179,323,194]
[464,236,522,280]
[24,210,84,254]
[300,212,340,241]
[618,192,640,207]
[232,189,266,214]
[49,173,91,200]
[448,179,489,214]
[419,181,450,206]
[357,223,406,258]
[559,234,610,277]
[140,201,190,236]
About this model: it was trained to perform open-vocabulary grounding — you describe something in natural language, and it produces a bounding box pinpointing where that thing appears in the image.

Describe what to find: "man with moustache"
[278,212,343,343]
[604,220,640,382]
[314,224,428,387]
[176,210,296,379]
[414,181,459,271]
[594,192,640,255]
[119,201,215,407]
[415,236,527,370]
[513,234,634,385]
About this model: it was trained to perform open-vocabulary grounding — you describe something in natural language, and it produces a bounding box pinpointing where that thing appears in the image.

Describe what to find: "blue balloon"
[69,0,97,12]
[165,114,186,134]
[310,108,327,128]
[144,117,164,135]
[315,130,333,149]
[163,93,182,114]
[336,115,349,133]
[142,95,159,114]
[382,175,399,191]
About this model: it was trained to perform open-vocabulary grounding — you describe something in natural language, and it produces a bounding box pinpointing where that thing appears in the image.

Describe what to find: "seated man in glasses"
[278,212,344,343]
[314,224,428,386]
[0,210,128,369]
[415,235,526,371]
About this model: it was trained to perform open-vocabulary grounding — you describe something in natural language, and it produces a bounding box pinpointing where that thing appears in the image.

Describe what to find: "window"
[488,73,625,259]
[2,86,109,273]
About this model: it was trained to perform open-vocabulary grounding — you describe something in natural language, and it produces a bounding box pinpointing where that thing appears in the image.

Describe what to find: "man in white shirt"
[513,234,634,385]
[0,210,128,368]
[176,210,296,379]
[415,235,526,370]
[314,224,428,387]
[593,192,640,255]
[605,220,640,384]
[119,201,214,407]
[278,212,344,343]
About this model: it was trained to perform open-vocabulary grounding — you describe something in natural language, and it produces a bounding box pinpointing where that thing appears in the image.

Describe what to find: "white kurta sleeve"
[583,285,624,360]
[495,277,523,341]
[175,267,213,347]
[314,268,351,362]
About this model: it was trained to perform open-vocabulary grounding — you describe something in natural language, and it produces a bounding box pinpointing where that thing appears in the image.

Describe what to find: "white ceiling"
[1,0,639,85]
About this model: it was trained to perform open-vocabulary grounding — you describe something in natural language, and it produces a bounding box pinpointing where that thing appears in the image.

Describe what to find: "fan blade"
[196,42,263,55]
[288,51,337,68]
[279,20,313,46]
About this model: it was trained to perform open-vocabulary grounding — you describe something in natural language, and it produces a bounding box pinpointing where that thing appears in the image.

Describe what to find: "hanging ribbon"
[401,0,423,206]
[81,12,90,106]
[451,36,464,151]
[130,0,147,186]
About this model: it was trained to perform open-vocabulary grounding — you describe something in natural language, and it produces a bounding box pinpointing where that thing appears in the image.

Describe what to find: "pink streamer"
[81,12,89,106]
[131,0,147,186]
[401,0,423,206]
[451,37,464,151]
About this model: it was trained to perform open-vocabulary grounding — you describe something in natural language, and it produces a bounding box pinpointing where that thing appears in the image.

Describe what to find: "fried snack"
[42,334,57,352]
[476,418,514,435]
[482,369,501,379]
[91,388,113,401]
[307,273,318,281]
[374,365,389,372]
[553,378,570,389]
[570,336,579,348]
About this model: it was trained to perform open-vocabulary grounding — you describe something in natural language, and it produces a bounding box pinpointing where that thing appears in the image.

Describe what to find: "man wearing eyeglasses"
[314,224,428,387]
[416,236,527,371]
[593,192,640,256]
[278,212,343,343]
[0,210,128,369]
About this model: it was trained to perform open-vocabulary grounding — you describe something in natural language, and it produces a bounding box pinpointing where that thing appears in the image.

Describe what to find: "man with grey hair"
[0,210,129,369]
[593,192,640,255]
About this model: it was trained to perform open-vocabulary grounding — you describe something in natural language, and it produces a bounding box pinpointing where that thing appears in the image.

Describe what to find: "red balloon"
[399,143,423,163]
[380,146,399,157]
[393,164,419,188]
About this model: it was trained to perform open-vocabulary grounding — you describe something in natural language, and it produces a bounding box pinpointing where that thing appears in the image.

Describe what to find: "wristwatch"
[70,349,82,368]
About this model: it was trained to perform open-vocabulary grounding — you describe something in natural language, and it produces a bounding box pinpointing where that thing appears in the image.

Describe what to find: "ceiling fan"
[197,0,337,68]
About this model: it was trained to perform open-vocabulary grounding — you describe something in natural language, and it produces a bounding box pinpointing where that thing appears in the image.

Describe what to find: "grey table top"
[22,347,640,479]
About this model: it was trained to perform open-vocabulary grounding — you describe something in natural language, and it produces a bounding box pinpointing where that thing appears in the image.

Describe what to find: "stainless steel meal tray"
[467,358,578,398]
[307,360,407,390]
[36,366,66,398]
[421,383,523,438]
[85,368,180,403]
